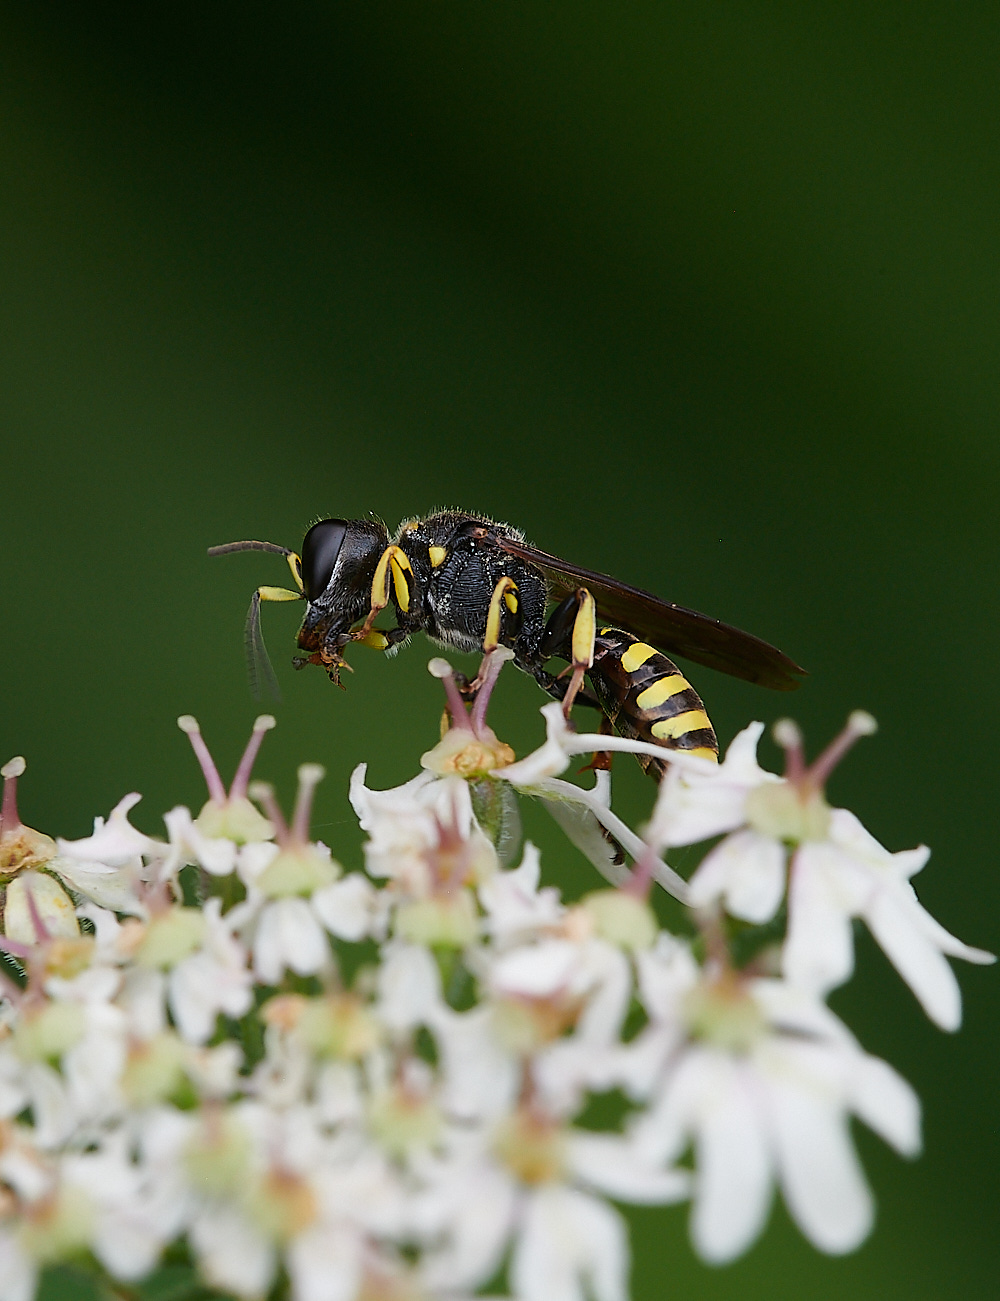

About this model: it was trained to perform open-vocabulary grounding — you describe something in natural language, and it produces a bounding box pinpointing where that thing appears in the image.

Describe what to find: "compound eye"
[301,519,349,602]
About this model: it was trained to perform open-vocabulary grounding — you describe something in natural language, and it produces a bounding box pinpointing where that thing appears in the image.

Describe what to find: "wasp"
[210,511,804,780]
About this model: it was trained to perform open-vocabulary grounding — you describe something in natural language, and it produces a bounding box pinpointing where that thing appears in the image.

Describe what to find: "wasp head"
[294,518,389,676]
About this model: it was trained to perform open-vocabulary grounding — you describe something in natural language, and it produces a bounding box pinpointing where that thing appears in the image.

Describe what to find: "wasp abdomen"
[589,628,719,778]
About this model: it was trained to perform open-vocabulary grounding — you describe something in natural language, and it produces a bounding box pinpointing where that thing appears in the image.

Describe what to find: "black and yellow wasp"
[210,511,804,780]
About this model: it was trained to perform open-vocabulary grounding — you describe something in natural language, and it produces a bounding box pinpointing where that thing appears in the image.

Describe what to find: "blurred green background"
[3,3,997,1298]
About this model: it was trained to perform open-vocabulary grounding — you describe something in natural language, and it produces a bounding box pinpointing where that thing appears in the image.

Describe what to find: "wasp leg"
[459,576,522,701]
[535,588,596,718]
[482,576,520,653]
[533,667,603,711]
[352,545,416,642]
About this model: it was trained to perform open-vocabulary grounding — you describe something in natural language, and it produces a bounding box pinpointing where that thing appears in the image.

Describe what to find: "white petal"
[513,1185,628,1301]
[783,849,857,993]
[541,795,631,886]
[92,1202,166,1281]
[490,939,579,998]
[253,898,329,984]
[630,1047,706,1166]
[827,807,931,881]
[377,943,442,1031]
[287,1223,362,1301]
[169,951,253,1045]
[849,1052,922,1158]
[689,1056,773,1264]
[865,886,963,1030]
[25,1063,75,1149]
[575,943,632,1046]
[4,872,79,942]
[479,843,565,940]
[648,722,776,848]
[879,882,995,965]
[163,806,237,877]
[312,874,377,941]
[432,1006,519,1121]
[0,1229,37,1301]
[634,935,699,1018]
[499,703,574,784]
[57,793,156,865]
[568,1132,689,1204]
[190,1205,276,1299]
[689,829,785,923]
[768,1074,873,1254]
[418,1159,518,1292]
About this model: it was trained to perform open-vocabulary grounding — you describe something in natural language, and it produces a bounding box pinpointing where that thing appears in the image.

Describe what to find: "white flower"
[312,873,383,942]
[647,720,775,848]
[251,895,332,985]
[625,937,921,1262]
[783,807,994,1029]
[417,1110,686,1301]
[350,766,497,896]
[495,705,690,899]
[478,842,565,945]
[658,716,994,1029]
[168,898,253,1044]
[52,792,153,913]
[161,805,239,880]
[62,1134,186,1281]
[56,792,157,866]
[4,872,79,942]
[189,1203,277,1299]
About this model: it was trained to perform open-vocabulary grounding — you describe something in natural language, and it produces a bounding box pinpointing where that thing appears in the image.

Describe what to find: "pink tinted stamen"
[807,711,878,790]
[23,883,51,944]
[230,715,277,800]
[428,660,473,731]
[177,718,227,804]
[291,766,324,845]
[249,783,289,846]
[773,719,806,786]
[0,935,33,961]
[621,845,658,901]
[0,757,26,836]
[469,649,511,737]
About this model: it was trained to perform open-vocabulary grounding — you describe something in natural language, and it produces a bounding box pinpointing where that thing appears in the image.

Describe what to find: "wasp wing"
[497,539,805,690]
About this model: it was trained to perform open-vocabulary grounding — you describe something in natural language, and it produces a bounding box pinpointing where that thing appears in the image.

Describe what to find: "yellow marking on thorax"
[651,709,712,741]
[635,676,689,711]
[428,545,447,567]
[620,642,658,673]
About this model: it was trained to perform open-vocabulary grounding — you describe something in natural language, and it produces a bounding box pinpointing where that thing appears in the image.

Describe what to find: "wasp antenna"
[244,591,282,702]
[208,540,295,558]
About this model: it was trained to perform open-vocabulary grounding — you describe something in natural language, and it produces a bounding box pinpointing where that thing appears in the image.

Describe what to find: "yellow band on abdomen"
[635,676,689,711]
[651,709,712,741]
[620,642,658,673]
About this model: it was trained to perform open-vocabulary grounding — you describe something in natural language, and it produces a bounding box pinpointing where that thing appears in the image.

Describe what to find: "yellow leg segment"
[483,577,519,652]
[353,546,415,640]
[562,588,596,717]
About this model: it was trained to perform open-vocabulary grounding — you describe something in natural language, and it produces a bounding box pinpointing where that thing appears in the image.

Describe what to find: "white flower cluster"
[0,664,991,1301]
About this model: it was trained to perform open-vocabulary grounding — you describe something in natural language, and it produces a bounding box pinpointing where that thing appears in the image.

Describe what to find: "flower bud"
[135,908,205,969]
[4,872,78,943]
[395,891,479,948]
[580,890,658,951]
